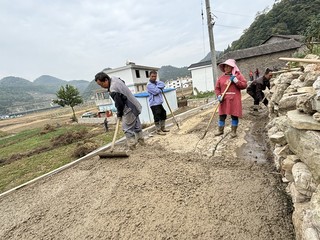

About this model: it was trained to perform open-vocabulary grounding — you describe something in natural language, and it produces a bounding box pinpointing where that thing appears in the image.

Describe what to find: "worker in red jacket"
[214,59,248,138]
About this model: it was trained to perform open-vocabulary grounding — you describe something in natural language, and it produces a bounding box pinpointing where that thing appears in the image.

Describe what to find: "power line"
[213,10,253,18]
[215,24,243,29]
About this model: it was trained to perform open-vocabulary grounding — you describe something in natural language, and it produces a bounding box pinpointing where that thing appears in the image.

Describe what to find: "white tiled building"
[165,77,192,89]
[85,62,180,123]
[103,62,160,94]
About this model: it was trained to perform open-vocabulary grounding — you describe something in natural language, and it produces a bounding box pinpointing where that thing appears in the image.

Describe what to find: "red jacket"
[215,73,247,117]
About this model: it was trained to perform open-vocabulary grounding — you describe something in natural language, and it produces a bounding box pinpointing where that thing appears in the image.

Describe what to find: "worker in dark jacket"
[95,72,145,150]
[246,68,273,112]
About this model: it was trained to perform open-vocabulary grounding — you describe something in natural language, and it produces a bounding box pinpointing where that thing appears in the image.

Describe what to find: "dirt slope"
[0,98,294,239]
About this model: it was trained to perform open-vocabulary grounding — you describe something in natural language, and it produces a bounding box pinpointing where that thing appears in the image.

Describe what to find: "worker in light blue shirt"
[146,70,170,135]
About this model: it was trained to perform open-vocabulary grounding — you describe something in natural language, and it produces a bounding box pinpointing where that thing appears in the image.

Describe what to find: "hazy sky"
[0,0,275,81]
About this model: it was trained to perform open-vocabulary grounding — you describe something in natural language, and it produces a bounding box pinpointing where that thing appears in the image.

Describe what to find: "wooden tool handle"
[161,89,180,129]
[110,118,120,152]
[201,80,232,139]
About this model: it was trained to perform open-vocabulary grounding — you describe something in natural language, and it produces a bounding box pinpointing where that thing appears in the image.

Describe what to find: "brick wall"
[235,49,297,80]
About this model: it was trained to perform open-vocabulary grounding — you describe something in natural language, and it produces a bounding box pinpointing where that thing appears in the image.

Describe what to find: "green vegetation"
[0,130,9,138]
[53,84,83,122]
[228,0,320,52]
[304,13,320,55]
[189,91,215,99]
[159,65,191,82]
[0,76,90,115]
[0,124,122,193]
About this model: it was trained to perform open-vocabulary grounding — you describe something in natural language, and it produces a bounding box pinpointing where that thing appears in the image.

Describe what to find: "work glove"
[230,75,239,83]
[217,95,223,102]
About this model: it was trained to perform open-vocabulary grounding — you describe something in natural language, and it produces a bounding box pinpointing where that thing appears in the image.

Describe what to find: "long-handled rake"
[200,81,232,140]
[161,89,180,129]
[99,118,130,158]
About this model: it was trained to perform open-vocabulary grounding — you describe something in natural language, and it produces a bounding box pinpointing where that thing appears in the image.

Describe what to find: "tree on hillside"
[304,14,320,54]
[227,0,320,52]
[53,84,83,122]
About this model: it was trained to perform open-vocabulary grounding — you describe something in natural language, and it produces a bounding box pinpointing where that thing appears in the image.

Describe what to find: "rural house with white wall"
[165,77,192,89]
[188,35,304,95]
[92,62,178,124]
[103,62,160,94]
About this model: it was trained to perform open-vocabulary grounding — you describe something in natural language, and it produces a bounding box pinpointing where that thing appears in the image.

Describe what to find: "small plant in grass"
[40,124,56,135]
[73,140,99,157]
[51,129,89,146]
[188,91,215,99]
[0,131,9,138]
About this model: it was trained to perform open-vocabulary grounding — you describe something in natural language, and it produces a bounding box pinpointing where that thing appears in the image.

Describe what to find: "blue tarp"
[134,88,176,98]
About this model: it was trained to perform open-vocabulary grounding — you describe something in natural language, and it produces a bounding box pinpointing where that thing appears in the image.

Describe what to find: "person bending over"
[95,72,145,150]
[246,68,273,112]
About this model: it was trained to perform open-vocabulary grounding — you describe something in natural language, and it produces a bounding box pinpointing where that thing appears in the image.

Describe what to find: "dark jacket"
[108,77,142,122]
[246,76,270,101]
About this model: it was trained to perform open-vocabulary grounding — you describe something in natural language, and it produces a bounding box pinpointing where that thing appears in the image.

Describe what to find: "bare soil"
[0,97,294,239]
[0,106,96,133]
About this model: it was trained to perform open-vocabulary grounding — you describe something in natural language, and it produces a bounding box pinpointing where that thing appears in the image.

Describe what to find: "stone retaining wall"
[266,55,320,240]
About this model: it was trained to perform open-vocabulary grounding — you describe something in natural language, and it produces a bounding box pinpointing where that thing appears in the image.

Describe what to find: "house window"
[135,70,140,78]
[145,71,149,78]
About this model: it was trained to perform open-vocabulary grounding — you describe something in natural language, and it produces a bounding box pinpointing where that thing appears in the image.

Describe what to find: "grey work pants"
[122,115,142,140]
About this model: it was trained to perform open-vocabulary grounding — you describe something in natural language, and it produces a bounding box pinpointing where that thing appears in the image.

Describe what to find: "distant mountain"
[34,75,66,86]
[69,80,91,93]
[34,75,89,93]
[199,51,223,62]
[0,75,90,115]
[0,77,36,115]
[0,76,52,93]
[82,80,101,101]
[158,65,191,82]
[0,76,34,87]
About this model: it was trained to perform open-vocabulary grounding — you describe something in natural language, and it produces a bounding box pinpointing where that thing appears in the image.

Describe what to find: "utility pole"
[205,0,218,86]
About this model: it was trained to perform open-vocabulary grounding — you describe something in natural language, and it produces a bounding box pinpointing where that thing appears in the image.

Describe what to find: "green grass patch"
[0,144,76,193]
[0,125,88,158]
[0,130,9,138]
[188,91,216,99]
[0,124,124,193]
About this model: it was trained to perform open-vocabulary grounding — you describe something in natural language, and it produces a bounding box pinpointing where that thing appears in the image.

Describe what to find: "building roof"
[188,60,212,70]
[104,63,159,74]
[188,38,303,69]
[217,39,302,64]
[134,88,176,98]
[261,34,304,45]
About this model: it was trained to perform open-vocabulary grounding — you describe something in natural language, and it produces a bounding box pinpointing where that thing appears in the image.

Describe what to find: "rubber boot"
[251,105,259,116]
[231,126,238,138]
[160,120,170,132]
[155,122,166,135]
[127,137,137,150]
[137,131,146,146]
[214,126,224,136]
